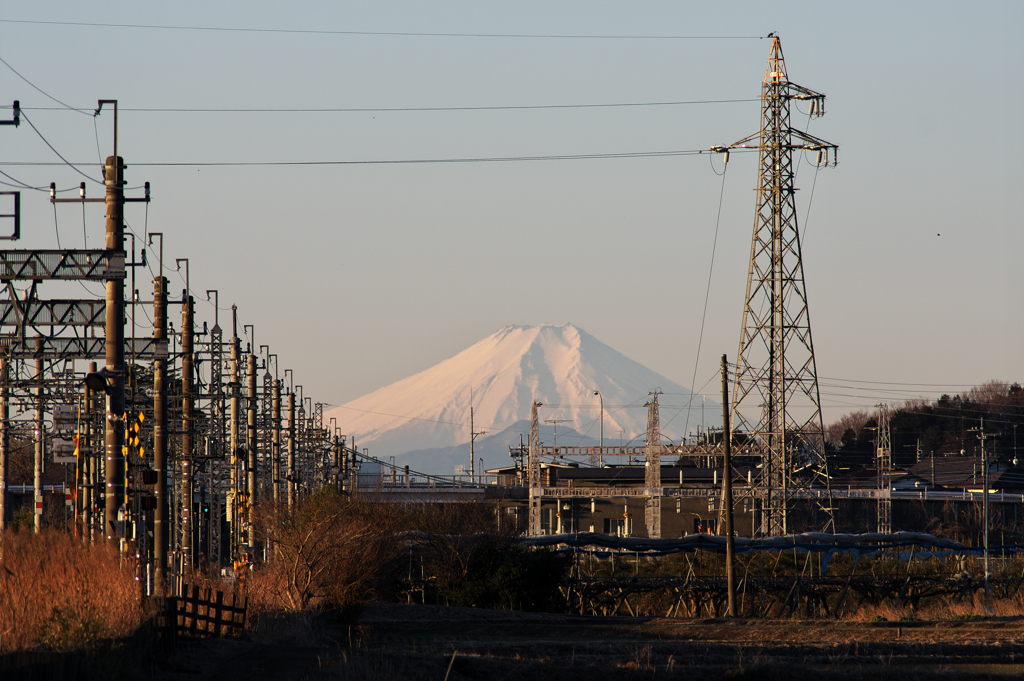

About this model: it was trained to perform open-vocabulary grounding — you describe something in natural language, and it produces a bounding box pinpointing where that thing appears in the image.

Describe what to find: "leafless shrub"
[247,487,398,617]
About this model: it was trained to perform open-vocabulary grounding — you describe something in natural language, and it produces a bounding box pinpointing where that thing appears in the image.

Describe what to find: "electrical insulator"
[49,183,55,200]
[816,149,824,166]
[723,150,729,165]
[80,182,86,199]
[590,499,596,514]
[676,498,681,514]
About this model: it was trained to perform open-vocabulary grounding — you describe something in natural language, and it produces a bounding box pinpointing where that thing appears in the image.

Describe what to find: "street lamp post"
[593,390,604,466]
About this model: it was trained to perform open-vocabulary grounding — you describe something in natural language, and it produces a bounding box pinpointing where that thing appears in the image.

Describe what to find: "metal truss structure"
[717,35,839,536]
[0,106,343,595]
[876,404,892,534]
[529,397,668,538]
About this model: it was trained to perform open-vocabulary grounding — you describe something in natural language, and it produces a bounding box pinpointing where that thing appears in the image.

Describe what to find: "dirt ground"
[149,603,1024,680]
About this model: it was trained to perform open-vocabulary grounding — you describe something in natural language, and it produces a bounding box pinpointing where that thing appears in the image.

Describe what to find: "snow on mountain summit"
[325,324,717,471]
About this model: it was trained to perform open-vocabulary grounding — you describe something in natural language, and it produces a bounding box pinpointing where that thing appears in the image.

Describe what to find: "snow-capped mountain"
[325,324,719,474]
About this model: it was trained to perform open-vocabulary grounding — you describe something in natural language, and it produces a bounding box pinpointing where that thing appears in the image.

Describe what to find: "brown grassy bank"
[0,530,142,653]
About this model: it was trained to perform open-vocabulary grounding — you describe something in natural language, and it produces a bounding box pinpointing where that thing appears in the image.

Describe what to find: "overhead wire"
[0,167,74,191]
[19,99,761,114]
[19,111,101,183]
[677,157,729,437]
[0,54,89,116]
[0,20,766,40]
[0,148,753,169]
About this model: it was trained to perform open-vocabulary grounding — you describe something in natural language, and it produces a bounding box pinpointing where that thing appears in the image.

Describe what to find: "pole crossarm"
[0,299,106,327]
[0,250,126,280]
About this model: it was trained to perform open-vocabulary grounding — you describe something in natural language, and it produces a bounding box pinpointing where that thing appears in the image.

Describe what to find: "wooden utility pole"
[721,354,736,616]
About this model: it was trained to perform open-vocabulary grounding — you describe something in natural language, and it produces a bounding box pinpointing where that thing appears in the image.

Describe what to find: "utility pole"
[78,371,90,540]
[469,393,486,482]
[528,401,543,536]
[34,338,43,532]
[968,419,996,599]
[180,289,194,571]
[980,419,991,594]
[104,152,126,548]
[228,308,240,559]
[152,274,168,593]
[644,393,662,539]
[246,353,257,554]
[272,380,281,504]
[594,390,604,466]
[0,354,7,533]
[721,354,736,617]
[287,391,296,506]
[713,35,838,536]
[87,361,98,544]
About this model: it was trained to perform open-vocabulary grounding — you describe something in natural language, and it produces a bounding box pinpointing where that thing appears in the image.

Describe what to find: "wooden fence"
[154,584,247,641]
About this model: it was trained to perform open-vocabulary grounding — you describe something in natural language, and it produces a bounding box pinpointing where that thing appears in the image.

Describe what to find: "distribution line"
[16,99,760,114]
[0,20,765,40]
[0,148,752,170]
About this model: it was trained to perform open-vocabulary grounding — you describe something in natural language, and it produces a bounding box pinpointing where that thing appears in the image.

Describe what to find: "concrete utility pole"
[104,154,126,548]
[272,380,281,504]
[246,353,257,554]
[33,339,43,532]
[229,309,240,558]
[981,418,991,591]
[0,355,7,533]
[287,391,296,506]
[469,398,487,482]
[152,274,168,593]
[332,435,342,489]
[594,390,604,466]
[87,361,97,544]
[528,401,543,536]
[643,393,661,539]
[180,289,194,571]
[721,354,736,617]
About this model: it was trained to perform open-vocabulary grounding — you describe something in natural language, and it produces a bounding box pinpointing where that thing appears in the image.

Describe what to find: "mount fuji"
[325,324,719,474]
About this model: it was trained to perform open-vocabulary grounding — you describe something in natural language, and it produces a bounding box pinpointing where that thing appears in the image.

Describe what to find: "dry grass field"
[149,602,1024,681]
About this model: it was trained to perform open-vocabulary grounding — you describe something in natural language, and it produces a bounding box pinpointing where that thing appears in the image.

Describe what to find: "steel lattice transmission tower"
[716,35,838,536]
[876,404,892,534]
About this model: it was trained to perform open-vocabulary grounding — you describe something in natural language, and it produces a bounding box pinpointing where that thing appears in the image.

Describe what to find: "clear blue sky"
[0,2,1020,427]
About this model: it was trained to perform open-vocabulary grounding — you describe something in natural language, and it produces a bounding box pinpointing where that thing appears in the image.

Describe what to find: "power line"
[14,99,760,114]
[0,54,89,116]
[0,20,765,40]
[19,111,102,183]
[1,147,749,169]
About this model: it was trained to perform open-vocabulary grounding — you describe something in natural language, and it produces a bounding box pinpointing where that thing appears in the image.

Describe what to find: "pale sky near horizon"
[0,2,1020,429]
